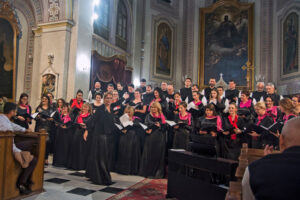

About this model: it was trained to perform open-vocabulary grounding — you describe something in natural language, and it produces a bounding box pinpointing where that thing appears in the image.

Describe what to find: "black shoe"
[18,184,31,195]
[25,180,34,188]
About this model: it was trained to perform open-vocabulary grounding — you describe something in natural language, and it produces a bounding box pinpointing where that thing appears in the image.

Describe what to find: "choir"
[7,78,299,185]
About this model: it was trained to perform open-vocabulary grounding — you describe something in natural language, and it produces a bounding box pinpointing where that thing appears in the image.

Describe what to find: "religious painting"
[41,74,56,97]
[283,12,299,75]
[90,51,131,91]
[0,18,14,99]
[199,0,254,90]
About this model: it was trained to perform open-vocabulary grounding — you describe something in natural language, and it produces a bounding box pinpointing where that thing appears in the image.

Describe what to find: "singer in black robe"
[53,113,73,167]
[15,105,32,129]
[115,114,143,175]
[67,109,91,170]
[139,104,166,179]
[85,94,116,185]
[172,111,193,150]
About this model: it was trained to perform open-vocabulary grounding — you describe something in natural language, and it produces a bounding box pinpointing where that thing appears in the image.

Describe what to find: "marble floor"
[23,165,146,200]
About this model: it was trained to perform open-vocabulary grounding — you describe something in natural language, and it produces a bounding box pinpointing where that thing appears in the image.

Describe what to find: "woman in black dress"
[35,95,55,164]
[172,101,193,150]
[129,89,147,121]
[67,103,92,170]
[115,106,143,175]
[70,89,85,118]
[248,102,274,149]
[188,91,205,120]
[84,92,116,185]
[221,103,245,160]
[168,92,181,120]
[139,101,167,178]
[56,98,65,115]
[208,88,225,115]
[279,98,297,125]
[265,95,282,123]
[148,87,168,116]
[192,104,222,157]
[91,93,102,113]
[237,90,255,116]
[15,93,32,129]
[53,103,73,167]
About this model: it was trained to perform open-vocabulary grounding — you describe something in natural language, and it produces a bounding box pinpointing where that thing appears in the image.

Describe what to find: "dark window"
[116,0,128,50]
[93,0,110,40]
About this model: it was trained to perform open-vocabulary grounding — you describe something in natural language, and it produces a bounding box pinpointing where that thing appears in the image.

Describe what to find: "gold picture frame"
[199,0,254,90]
[0,2,20,101]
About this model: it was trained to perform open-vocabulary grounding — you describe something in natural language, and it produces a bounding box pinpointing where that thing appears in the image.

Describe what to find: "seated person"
[242,117,300,200]
[0,102,37,195]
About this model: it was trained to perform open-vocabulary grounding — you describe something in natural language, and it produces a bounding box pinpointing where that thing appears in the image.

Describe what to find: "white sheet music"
[31,112,39,119]
[165,120,176,126]
[114,123,123,130]
[166,97,170,103]
[139,122,148,130]
[187,101,197,111]
[185,96,189,104]
[50,111,56,118]
[202,96,207,106]
[120,113,134,127]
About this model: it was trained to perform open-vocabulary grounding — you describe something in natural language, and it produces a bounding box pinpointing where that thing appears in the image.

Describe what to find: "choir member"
[265,82,282,106]
[35,95,55,164]
[67,103,92,170]
[192,104,222,157]
[248,102,274,149]
[84,92,116,185]
[238,90,255,116]
[208,88,225,115]
[56,98,66,115]
[172,102,193,150]
[88,82,103,103]
[166,84,175,100]
[139,78,147,93]
[188,91,205,120]
[111,90,126,118]
[225,80,240,103]
[167,92,181,120]
[291,95,300,115]
[279,98,297,124]
[107,83,115,93]
[14,93,32,129]
[129,89,147,120]
[53,103,72,167]
[192,84,200,92]
[115,106,143,175]
[142,85,154,106]
[202,78,216,100]
[70,89,84,118]
[222,103,245,160]
[251,82,266,102]
[180,78,193,103]
[47,92,57,110]
[91,93,102,113]
[117,82,125,97]
[217,86,229,112]
[139,102,167,178]
[161,81,168,99]
[265,95,282,122]
[127,83,135,101]
[148,87,168,115]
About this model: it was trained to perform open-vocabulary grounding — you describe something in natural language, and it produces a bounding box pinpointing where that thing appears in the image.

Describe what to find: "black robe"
[128,101,146,121]
[225,89,239,103]
[142,92,154,106]
[15,106,32,129]
[115,118,143,175]
[86,105,117,185]
[204,87,216,100]
[139,114,166,178]
[221,115,246,160]
[180,87,193,103]
[208,100,225,115]
[252,91,267,102]
[53,115,73,167]
[265,93,281,106]
[67,114,92,170]
[172,114,193,150]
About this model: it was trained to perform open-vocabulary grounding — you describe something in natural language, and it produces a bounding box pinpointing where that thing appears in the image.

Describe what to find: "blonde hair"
[279,98,297,114]
[150,102,162,114]
[81,102,92,114]
[124,106,134,117]
[255,102,266,110]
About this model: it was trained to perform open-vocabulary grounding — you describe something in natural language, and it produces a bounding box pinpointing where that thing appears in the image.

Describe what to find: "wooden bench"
[226,143,280,200]
[167,150,238,200]
[0,130,47,200]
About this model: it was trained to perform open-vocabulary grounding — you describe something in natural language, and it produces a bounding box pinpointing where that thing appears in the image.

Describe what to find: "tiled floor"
[23,165,145,200]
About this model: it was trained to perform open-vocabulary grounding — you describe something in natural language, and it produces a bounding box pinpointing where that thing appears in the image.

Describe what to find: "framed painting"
[282,12,299,77]
[199,0,254,90]
[0,2,20,101]
[150,16,176,82]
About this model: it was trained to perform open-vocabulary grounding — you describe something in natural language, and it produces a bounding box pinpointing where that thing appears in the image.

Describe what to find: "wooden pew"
[226,143,280,200]
[0,130,47,200]
[167,150,238,200]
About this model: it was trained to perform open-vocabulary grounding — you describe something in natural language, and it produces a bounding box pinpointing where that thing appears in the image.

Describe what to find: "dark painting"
[203,6,249,86]
[0,18,14,98]
[283,12,298,75]
[155,22,172,77]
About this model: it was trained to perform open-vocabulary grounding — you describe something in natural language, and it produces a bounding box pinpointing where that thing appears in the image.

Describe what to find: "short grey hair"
[266,82,275,88]
[256,82,265,86]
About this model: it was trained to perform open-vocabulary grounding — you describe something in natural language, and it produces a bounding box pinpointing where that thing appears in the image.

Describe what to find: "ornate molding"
[48,0,61,22]
[0,1,21,37]
[150,0,179,19]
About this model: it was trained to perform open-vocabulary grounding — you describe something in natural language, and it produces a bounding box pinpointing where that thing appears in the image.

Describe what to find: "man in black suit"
[180,78,193,103]
[202,78,216,100]
[242,117,300,200]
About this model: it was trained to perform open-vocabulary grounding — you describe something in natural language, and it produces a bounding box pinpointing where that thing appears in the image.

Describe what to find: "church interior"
[0,0,300,200]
